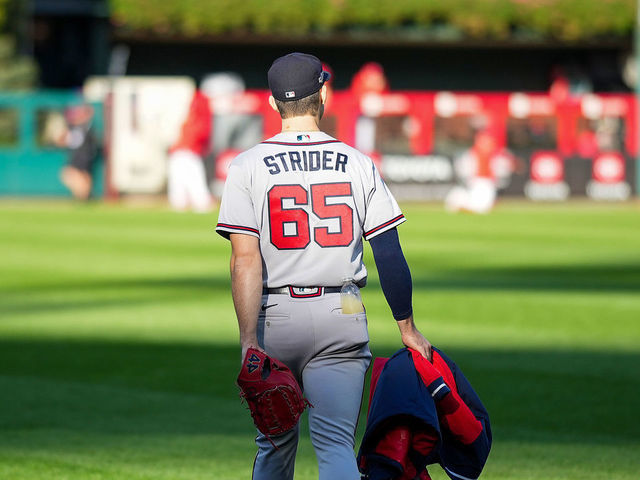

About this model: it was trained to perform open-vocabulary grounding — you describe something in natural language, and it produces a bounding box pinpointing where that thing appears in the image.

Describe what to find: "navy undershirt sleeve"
[368,227,413,321]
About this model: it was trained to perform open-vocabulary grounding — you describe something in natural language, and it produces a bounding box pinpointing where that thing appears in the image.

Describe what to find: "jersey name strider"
[216,131,405,288]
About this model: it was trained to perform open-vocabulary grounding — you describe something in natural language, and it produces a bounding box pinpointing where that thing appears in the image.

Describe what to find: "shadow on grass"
[1,276,231,295]
[401,262,640,293]
[1,339,638,447]
[0,276,232,316]
[3,261,640,317]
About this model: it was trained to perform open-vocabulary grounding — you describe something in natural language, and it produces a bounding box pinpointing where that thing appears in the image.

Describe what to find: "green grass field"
[1,200,639,480]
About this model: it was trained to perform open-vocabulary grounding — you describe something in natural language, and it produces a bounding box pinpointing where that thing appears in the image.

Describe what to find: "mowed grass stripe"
[1,200,639,479]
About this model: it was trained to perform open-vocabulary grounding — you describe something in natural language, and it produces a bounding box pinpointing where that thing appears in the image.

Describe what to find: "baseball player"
[168,88,213,212]
[216,52,432,480]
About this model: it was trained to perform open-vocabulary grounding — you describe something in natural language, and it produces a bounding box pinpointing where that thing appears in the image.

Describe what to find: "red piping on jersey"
[216,223,260,235]
[364,214,405,239]
[261,140,341,146]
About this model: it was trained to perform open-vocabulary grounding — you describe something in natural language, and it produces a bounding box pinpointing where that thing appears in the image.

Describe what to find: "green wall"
[0,91,104,197]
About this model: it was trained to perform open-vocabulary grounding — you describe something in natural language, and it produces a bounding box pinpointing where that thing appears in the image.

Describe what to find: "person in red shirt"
[350,62,390,154]
[474,130,495,181]
[351,62,389,99]
[168,89,213,212]
[445,130,498,214]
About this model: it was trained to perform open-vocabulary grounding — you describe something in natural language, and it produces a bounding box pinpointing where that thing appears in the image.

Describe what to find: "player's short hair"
[274,91,321,119]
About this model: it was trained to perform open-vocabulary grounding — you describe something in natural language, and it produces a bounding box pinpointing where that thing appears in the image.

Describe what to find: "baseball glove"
[237,348,310,442]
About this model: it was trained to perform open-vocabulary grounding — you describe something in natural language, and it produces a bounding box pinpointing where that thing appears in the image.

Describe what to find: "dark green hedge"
[109,0,635,41]
[0,0,8,29]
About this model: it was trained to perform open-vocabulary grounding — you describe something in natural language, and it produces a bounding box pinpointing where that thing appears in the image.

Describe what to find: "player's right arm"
[230,233,264,361]
[216,155,264,361]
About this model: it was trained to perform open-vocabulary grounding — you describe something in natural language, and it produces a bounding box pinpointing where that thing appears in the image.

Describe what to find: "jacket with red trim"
[358,347,492,480]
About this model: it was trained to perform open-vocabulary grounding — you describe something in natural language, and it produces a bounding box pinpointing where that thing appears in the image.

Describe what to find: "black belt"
[263,286,342,298]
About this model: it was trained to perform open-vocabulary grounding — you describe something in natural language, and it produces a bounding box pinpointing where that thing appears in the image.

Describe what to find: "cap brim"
[322,71,331,83]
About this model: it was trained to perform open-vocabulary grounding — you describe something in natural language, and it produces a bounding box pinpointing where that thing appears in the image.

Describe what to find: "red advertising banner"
[525,152,569,201]
[587,152,631,201]
[196,89,638,200]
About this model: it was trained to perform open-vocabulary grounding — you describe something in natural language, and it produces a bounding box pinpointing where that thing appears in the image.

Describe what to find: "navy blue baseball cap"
[268,53,331,102]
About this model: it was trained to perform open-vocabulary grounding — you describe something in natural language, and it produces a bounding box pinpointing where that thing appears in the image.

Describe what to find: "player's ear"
[268,95,279,112]
[320,85,327,105]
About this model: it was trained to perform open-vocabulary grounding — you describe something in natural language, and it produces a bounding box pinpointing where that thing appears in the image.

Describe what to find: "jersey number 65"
[268,182,354,250]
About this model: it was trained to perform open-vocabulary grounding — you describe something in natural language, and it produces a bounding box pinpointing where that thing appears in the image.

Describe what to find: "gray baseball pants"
[253,291,372,480]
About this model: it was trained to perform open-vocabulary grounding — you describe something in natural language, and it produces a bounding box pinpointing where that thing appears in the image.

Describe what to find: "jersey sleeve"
[216,161,259,240]
[362,161,406,241]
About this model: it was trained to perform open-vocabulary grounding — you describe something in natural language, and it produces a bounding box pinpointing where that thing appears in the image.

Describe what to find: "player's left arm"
[369,227,432,360]
[230,233,264,361]
[396,315,432,361]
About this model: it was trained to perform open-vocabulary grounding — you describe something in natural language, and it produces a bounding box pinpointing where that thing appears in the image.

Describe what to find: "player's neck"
[280,115,321,133]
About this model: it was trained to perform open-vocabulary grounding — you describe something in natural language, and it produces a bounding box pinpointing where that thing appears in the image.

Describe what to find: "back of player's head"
[268,52,330,102]
[268,52,331,119]
[273,91,321,119]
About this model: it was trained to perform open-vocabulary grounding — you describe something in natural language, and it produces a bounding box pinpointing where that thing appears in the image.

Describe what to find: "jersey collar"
[267,131,337,145]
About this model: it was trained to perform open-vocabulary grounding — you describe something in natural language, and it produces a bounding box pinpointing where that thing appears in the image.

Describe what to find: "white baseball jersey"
[216,131,405,288]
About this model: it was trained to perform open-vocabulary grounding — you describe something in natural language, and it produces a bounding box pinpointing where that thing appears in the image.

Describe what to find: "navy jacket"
[358,347,492,480]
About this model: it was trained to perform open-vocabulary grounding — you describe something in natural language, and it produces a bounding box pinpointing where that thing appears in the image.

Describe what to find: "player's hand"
[397,316,432,361]
[241,340,265,364]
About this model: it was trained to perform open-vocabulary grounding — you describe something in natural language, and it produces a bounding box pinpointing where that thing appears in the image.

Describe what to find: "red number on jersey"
[268,182,354,250]
[268,185,310,249]
[311,182,353,247]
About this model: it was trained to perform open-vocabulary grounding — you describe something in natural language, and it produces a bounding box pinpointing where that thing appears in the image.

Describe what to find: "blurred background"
[0,0,638,207]
[1,2,639,480]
